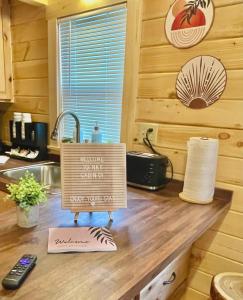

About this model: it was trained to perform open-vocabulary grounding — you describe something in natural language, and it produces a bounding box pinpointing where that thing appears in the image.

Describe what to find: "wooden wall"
[131,0,243,299]
[0,0,48,144]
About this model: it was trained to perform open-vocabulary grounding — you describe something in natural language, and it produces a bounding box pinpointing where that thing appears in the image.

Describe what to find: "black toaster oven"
[126,151,169,190]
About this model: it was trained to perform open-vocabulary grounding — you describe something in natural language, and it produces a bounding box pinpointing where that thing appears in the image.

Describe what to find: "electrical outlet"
[136,123,159,145]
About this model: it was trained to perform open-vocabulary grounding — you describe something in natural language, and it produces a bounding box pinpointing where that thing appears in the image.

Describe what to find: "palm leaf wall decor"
[181,0,211,25]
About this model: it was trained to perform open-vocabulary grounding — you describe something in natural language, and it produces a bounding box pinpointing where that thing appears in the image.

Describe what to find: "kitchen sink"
[1,162,61,195]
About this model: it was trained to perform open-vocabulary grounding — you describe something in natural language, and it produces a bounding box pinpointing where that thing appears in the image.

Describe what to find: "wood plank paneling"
[156,126,243,159]
[191,248,243,275]
[133,123,243,158]
[11,19,47,43]
[0,1,49,144]
[14,78,48,97]
[163,180,242,215]
[141,4,243,47]
[0,3,6,96]
[212,211,243,238]
[187,269,212,296]
[137,0,243,299]
[142,0,172,20]
[216,182,243,213]
[3,96,49,114]
[138,70,243,100]
[13,59,48,79]
[161,178,243,215]
[195,230,243,263]
[11,0,22,7]
[11,2,45,25]
[142,0,243,20]
[136,99,243,129]
[139,73,177,99]
[140,38,243,73]
[0,0,13,102]
[133,144,243,186]
[12,39,48,62]
[120,0,143,148]
[182,287,209,300]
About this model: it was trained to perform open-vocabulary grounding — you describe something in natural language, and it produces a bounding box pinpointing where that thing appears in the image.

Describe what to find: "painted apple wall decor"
[176,56,227,109]
[165,0,214,49]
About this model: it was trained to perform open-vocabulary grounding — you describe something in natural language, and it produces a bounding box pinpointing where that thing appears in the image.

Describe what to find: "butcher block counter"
[0,159,232,300]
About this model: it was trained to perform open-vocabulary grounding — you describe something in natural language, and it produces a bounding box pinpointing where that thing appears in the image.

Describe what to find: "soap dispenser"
[91,122,102,143]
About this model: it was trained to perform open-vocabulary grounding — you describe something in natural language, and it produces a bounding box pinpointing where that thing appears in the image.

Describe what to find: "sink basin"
[1,162,61,195]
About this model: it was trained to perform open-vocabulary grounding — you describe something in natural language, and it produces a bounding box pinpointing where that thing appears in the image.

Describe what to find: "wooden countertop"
[0,158,32,171]
[0,172,232,300]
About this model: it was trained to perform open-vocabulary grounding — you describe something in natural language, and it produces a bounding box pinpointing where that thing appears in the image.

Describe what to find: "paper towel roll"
[179,137,219,204]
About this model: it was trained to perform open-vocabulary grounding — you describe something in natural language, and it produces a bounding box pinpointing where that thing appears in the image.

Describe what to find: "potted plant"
[6,171,47,228]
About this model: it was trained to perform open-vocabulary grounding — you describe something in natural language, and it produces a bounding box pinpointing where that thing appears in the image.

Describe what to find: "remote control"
[2,254,37,290]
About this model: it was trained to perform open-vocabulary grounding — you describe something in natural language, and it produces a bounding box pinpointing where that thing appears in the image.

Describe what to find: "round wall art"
[165,0,214,49]
[176,56,227,109]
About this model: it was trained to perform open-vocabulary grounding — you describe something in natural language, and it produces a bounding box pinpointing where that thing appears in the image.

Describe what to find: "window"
[58,4,127,143]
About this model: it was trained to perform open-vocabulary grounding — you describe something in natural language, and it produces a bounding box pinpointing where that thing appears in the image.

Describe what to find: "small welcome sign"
[61,143,127,212]
[48,227,117,253]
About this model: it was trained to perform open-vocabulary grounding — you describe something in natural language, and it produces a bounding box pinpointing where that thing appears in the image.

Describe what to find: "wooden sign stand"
[61,143,127,223]
[73,211,114,223]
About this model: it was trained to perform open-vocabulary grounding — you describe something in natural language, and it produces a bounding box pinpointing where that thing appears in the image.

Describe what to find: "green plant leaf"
[5,171,47,212]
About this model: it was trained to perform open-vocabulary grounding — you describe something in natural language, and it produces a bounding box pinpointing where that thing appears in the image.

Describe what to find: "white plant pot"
[16,205,39,228]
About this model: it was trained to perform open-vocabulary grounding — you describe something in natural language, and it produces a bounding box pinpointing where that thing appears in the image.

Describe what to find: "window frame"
[58,4,127,143]
[48,0,142,152]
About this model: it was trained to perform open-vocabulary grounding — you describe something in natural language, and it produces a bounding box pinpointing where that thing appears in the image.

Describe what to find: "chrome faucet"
[51,111,80,143]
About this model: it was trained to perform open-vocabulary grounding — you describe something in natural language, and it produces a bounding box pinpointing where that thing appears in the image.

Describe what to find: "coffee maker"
[9,120,48,161]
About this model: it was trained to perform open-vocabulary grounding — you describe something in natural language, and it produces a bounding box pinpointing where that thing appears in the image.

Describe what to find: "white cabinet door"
[140,248,191,300]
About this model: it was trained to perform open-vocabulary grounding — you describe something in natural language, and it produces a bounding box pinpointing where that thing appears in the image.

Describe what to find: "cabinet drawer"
[140,248,191,300]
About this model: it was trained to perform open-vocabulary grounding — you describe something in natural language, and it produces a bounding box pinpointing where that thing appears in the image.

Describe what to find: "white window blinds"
[58,4,127,143]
